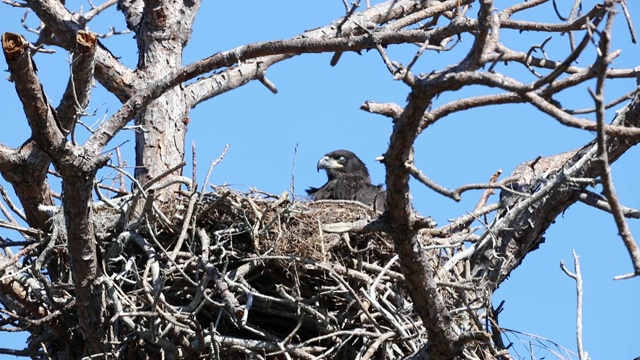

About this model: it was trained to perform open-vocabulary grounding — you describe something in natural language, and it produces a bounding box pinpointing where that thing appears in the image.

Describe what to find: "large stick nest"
[9,186,492,359]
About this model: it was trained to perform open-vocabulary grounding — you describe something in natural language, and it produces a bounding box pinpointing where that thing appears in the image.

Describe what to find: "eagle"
[306,150,386,212]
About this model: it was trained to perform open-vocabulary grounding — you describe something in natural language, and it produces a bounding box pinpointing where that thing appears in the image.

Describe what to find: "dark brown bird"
[306,150,386,212]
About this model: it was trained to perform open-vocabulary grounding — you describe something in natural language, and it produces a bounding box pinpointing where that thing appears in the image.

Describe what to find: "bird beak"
[317,156,341,172]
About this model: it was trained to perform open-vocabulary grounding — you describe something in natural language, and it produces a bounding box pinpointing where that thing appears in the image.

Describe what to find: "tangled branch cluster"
[0,184,510,359]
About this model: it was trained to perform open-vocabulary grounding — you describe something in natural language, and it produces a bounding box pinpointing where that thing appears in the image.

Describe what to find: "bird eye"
[338,156,346,164]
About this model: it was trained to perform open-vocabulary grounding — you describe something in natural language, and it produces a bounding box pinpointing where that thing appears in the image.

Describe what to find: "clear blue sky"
[1,1,639,359]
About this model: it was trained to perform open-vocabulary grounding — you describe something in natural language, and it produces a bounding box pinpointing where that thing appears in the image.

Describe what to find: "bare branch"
[560,250,587,360]
[618,0,637,44]
[26,1,134,99]
[577,190,640,219]
[83,0,117,22]
[2,33,65,152]
[591,7,640,277]
[56,31,97,136]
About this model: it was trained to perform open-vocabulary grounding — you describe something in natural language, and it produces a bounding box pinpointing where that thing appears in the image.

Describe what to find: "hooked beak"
[317,156,342,172]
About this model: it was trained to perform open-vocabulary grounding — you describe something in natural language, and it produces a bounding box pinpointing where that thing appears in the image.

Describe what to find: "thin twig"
[560,250,587,360]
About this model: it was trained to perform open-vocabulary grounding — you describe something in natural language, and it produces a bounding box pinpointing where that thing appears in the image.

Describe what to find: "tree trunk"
[133,1,200,199]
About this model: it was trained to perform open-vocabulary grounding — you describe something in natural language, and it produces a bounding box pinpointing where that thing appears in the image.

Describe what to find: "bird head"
[317,150,370,180]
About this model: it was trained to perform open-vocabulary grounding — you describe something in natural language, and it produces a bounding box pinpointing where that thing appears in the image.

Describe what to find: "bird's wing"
[306,180,337,200]
[354,184,386,212]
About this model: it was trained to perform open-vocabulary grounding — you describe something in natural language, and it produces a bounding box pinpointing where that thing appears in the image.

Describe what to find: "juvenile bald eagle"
[306,150,386,212]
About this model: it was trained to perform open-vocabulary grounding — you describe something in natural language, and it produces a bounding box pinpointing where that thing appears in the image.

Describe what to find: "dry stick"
[501,0,547,17]
[0,194,19,228]
[191,141,197,192]
[144,218,198,287]
[330,0,361,67]
[560,250,587,360]
[193,144,230,242]
[147,175,193,193]
[0,186,27,223]
[566,0,583,51]
[316,335,351,360]
[117,163,187,228]
[94,182,123,211]
[472,169,501,212]
[142,161,187,190]
[361,256,414,350]
[274,286,337,331]
[353,259,404,281]
[407,163,460,201]
[426,202,501,238]
[360,264,416,346]
[0,220,39,237]
[568,87,637,115]
[361,332,395,360]
[0,242,39,272]
[202,145,230,191]
[369,255,398,295]
[464,0,495,69]
[325,269,384,334]
[360,101,404,119]
[577,191,640,219]
[289,143,298,197]
[524,36,552,78]
[618,0,637,44]
[170,192,198,261]
[408,162,521,202]
[244,197,263,249]
[115,147,127,194]
[388,0,472,31]
[591,9,640,279]
[524,89,640,137]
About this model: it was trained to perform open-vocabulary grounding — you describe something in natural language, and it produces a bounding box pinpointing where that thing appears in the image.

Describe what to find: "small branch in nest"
[142,162,188,191]
[327,268,384,334]
[321,218,388,234]
[191,142,198,193]
[143,219,197,288]
[360,254,415,351]
[170,192,199,261]
[290,143,298,198]
[360,287,414,350]
[361,332,395,360]
[243,196,263,249]
[339,233,371,254]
